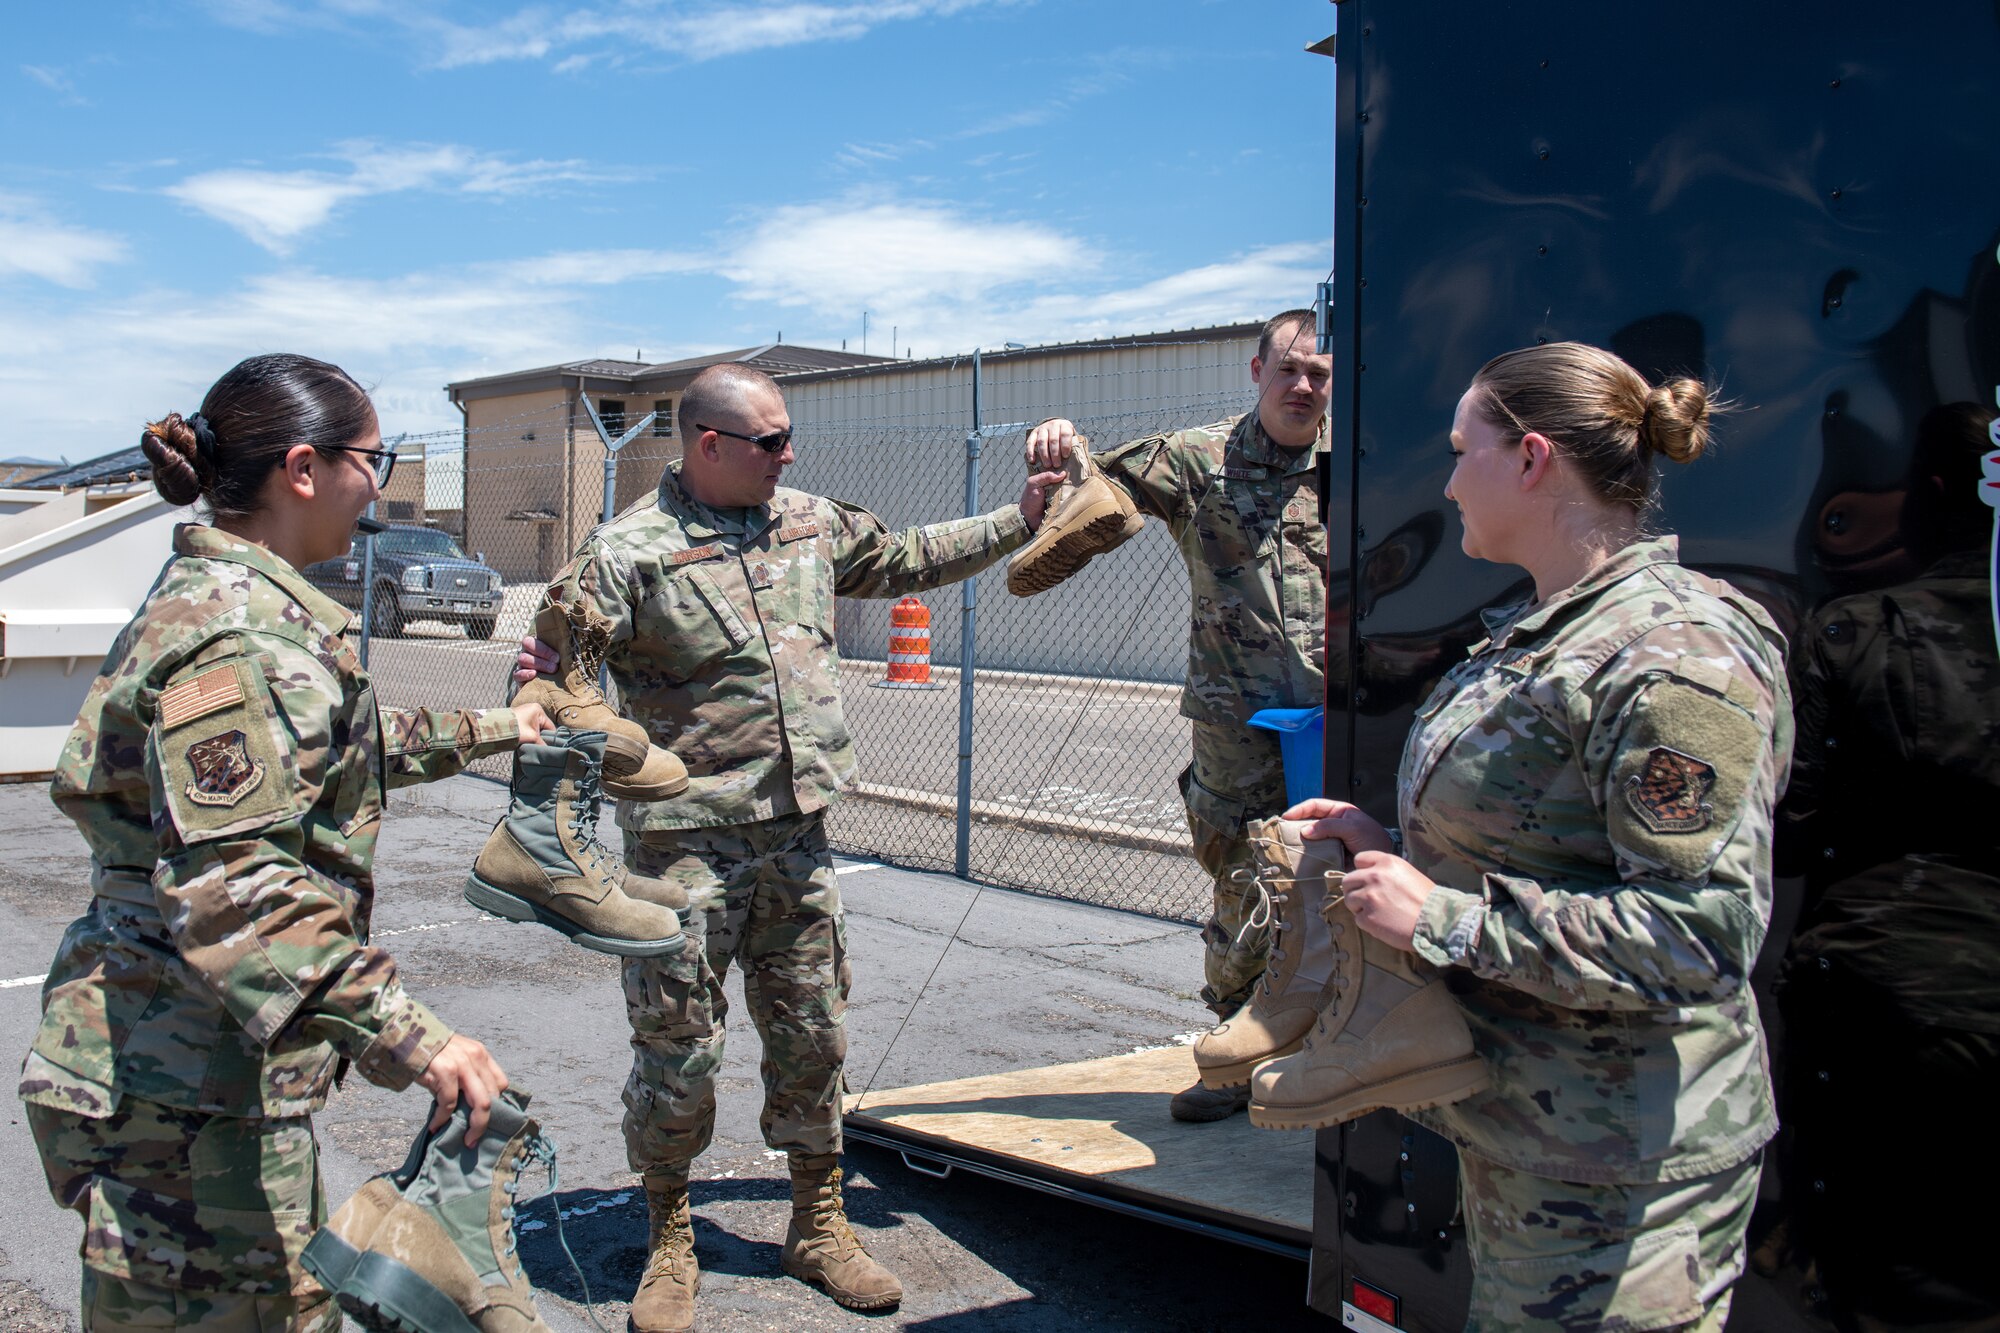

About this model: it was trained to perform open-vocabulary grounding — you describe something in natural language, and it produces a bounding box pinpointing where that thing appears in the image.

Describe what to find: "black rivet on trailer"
[1352,775,1365,788]
[1537,147,1550,160]
[1829,78,1841,88]
[1830,188,1843,200]
[1539,59,1548,68]
[1359,112,1370,123]
[1822,847,1836,859]
[1359,364,1367,372]
[1362,25,1372,35]
[1360,196,1369,206]
[1355,688,1370,704]
[1536,245,1548,257]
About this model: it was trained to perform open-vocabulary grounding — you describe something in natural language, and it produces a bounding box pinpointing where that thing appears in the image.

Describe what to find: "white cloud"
[165,141,616,253]
[718,197,1091,313]
[206,0,1014,69]
[21,64,89,106]
[0,195,128,288]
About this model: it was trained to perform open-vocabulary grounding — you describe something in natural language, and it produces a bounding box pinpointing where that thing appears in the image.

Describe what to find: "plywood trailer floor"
[843,1044,1316,1258]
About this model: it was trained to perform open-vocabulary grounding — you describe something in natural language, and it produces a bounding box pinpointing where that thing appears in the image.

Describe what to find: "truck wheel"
[369,585,403,639]
[466,617,497,641]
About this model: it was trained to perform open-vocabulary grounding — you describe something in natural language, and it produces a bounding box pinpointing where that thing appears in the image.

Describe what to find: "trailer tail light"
[1344,1279,1401,1330]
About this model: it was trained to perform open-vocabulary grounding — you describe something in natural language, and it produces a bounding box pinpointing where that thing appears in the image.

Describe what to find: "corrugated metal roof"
[448,344,883,398]
[19,446,153,490]
[773,322,1265,386]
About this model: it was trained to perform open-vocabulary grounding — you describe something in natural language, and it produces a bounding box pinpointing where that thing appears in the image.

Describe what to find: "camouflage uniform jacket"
[563,462,1030,832]
[1095,413,1329,726]
[1399,536,1793,1183]
[20,524,518,1120]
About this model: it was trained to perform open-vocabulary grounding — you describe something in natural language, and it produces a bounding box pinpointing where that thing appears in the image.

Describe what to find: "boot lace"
[516,1132,610,1333]
[644,1185,694,1282]
[566,764,618,879]
[808,1169,866,1261]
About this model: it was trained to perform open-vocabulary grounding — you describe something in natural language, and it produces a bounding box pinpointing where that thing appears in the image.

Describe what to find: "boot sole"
[466,874,687,958]
[1195,1036,1307,1090]
[1006,507,1142,597]
[602,770,693,801]
[1246,1058,1492,1131]
[301,1230,481,1333]
[780,1254,902,1311]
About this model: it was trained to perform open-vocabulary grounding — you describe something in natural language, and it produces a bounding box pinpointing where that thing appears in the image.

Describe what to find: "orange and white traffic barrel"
[873,596,944,690]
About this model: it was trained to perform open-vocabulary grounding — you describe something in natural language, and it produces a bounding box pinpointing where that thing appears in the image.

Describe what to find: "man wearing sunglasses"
[515,362,1060,1331]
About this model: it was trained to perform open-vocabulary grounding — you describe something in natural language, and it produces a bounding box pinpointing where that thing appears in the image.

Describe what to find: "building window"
[596,398,626,436]
[653,399,674,437]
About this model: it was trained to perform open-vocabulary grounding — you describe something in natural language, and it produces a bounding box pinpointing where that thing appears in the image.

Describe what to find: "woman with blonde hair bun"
[20,353,552,1330]
[1284,342,1793,1331]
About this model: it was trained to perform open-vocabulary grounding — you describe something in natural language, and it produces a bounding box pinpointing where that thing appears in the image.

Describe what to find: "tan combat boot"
[517,589,688,801]
[1005,438,1145,597]
[780,1157,903,1311]
[1194,818,1351,1089]
[1248,885,1490,1130]
[302,1089,558,1332]
[467,728,688,956]
[629,1171,698,1333]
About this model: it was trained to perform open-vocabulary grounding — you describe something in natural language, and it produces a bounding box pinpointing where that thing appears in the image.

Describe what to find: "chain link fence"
[361,337,1267,924]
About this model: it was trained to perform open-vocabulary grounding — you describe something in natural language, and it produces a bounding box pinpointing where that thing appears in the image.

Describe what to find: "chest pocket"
[645,561,754,681]
[1195,466,1279,573]
[1280,484,1328,575]
[768,526,833,635]
[1403,650,1548,811]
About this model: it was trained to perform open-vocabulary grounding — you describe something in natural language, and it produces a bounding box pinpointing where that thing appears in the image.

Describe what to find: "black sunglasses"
[322,443,398,486]
[697,423,793,455]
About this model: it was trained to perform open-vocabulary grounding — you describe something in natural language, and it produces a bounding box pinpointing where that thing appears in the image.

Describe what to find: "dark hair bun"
[1641,378,1712,465]
[142,413,208,507]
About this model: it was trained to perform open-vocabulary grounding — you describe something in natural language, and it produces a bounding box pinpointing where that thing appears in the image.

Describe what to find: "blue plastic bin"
[1245,705,1326,810]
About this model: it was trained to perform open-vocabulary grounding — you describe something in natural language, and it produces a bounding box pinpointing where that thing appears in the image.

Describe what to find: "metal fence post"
[954,350,983,878]
[579,398,655,694]
[357,499,379,667]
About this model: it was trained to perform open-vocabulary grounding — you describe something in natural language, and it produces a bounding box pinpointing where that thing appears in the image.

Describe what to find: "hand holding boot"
[1341,851,1432,951]
[418,1034,510,1145]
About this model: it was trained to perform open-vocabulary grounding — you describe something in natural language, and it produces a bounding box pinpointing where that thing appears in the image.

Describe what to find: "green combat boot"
[780,1157,903,1311]
[302,1089,580,1333]
[515,589,688,802]
[467,728,686,957]
[629,1171,698,1333]
[1005,439,1145,597]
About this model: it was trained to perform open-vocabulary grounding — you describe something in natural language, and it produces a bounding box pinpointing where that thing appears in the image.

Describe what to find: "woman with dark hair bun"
[1277,343,1792,1330]
[20,353,552,1329]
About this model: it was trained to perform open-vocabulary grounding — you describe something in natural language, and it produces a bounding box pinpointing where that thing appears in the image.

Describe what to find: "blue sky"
[3,1,1334,449]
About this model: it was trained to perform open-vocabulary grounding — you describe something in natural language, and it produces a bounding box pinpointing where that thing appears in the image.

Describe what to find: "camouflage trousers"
[25,1096,337,1331]
[619,811,851,1176]
[1180,720,1289,1018]
[1458,1151,1760,1333]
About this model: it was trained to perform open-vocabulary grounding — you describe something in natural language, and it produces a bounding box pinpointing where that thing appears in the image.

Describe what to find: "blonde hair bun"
[1641,378,1712,465]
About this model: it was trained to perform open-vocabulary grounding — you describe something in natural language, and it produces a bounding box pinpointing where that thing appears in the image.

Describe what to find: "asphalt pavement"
[0,776,1335,1331]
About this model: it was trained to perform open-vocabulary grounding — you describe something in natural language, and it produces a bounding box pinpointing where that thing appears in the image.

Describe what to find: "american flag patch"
[670,543,722,565]
[159,665,245,730]
[777,520,820,542]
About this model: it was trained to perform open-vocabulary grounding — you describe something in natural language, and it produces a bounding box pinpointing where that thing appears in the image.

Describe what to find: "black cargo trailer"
[1315,2,2000,1329]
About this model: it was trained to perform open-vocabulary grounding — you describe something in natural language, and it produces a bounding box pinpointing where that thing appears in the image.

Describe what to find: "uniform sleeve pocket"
[84,1176,316,1294]
[153,656,304,845]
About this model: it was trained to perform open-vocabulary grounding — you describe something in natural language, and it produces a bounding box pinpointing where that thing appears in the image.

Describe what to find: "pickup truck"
[305,524,504,639]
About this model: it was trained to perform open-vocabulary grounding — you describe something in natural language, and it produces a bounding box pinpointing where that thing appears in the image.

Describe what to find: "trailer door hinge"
[1316,281,1336,354]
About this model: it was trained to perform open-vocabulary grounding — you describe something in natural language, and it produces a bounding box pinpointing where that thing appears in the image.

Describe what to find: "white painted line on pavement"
[835,862,884,875]
[1,974,47,990]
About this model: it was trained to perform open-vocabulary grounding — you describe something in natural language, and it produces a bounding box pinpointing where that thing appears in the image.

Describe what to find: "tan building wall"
[459,387,591,584]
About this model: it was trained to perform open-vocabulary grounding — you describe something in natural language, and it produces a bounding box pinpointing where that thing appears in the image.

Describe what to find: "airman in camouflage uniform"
[539,364,1049,1324]
[559,461,1030,1173]
[21,522,521,1330]
[1397,538,1791,1331]
[1026,312,1332,1099]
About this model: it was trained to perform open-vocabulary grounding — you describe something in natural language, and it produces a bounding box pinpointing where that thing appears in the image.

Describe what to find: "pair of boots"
[468,593,691,957]
[303,1090,564,1333]
[1006,441,1145,596]
[1190,818,1490,1129]
[631,1157,902,1332]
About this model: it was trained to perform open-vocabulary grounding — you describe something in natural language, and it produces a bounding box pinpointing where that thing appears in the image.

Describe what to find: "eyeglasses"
[322,444,398,486]
[696,423,793,455]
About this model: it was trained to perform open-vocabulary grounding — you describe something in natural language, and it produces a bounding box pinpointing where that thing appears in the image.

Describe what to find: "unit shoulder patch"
[1622,746,1716,834]
[184,729,267,807]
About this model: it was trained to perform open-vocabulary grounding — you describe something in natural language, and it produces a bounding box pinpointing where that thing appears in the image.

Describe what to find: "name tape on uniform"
[778,520,820,542]
[670,543,722,565]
